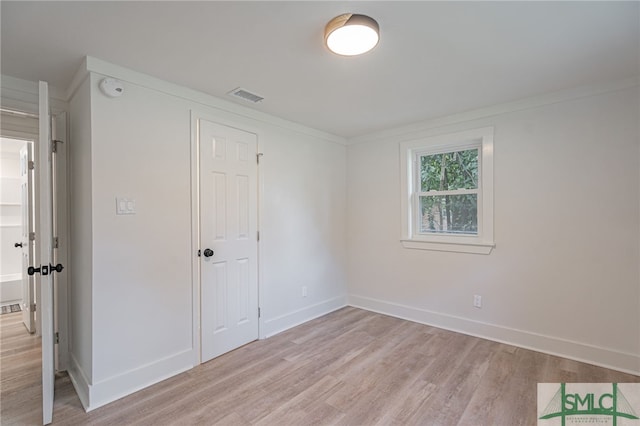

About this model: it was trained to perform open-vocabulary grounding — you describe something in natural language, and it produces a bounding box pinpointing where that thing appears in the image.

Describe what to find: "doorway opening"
[1,95,69,424]
[0,110,43,423]
[1,136,36,331]
[1,127,37,334]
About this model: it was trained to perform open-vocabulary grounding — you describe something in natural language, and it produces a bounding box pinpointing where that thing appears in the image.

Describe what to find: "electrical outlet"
[473,294,482,308]
[302,286,307,298]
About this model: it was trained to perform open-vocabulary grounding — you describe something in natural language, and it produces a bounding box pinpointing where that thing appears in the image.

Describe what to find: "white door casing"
[19,143,35,333]
[51,111,68,372]
[199,119,259,363]
[39,81,55,425]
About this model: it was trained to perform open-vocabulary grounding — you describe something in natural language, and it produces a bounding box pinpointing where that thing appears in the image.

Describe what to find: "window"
[400,127,494,254]
[418,147,479,235]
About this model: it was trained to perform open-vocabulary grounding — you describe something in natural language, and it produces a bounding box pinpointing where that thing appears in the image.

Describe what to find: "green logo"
[539,383,639,426]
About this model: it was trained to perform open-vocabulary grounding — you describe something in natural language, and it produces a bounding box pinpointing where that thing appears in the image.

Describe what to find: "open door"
[38,81,55,425]
[19,143,35,333]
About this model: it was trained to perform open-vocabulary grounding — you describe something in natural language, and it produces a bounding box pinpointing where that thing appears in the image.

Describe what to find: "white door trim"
[189,110,264,364]
[189,111,201,367]
[51,111,69,372]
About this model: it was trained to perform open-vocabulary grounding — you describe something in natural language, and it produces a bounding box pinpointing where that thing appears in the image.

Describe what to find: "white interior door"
[19,143,35,333]
[200,119,259,363]
[38,81,55,425]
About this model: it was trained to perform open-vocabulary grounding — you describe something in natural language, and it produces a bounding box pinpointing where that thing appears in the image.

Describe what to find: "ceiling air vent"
[227,87,264,103]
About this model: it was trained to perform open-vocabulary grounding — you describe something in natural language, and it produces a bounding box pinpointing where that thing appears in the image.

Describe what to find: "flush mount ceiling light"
[325,13,379,56]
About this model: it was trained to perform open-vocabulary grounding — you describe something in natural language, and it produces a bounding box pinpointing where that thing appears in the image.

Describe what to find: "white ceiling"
[2,1,638,138]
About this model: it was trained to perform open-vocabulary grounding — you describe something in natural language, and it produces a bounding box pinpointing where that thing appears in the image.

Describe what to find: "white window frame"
[400,127,495,254]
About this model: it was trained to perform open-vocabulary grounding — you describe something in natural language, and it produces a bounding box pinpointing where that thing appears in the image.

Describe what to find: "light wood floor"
[1,307,638,425]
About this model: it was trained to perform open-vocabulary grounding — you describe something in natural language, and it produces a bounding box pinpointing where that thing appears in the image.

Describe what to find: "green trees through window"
[418,148,479,234]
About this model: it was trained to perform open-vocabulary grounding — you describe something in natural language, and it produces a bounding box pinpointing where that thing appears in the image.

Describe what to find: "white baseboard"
[69,348,195,412]
[262,295,347,339]
[0,276,22,306]
[67,353,91,411]
[349,294,640,376]
[66,296,348,412]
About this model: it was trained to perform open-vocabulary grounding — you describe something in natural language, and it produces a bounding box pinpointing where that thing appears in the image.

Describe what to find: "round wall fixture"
[99,78,125,98]
[325,14,379,56]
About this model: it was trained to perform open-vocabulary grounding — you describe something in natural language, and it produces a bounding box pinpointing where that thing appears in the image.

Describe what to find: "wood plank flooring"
[1,307,638,425]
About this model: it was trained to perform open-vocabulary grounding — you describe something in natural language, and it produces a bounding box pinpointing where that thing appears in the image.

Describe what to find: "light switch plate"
[116,197,136,215]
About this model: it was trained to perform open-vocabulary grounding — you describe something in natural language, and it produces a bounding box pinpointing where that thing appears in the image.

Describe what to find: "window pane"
[420,148,478,191]
[419,194,478,234]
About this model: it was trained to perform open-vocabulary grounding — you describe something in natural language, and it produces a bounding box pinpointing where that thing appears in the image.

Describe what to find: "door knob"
[50,263,64,273]
[28,265,46,276]
[27,263,63,276]
[203,248,214,258]
[14,242,23,248]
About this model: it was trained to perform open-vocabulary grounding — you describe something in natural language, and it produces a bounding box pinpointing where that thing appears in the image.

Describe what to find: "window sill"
[401,239,495,255]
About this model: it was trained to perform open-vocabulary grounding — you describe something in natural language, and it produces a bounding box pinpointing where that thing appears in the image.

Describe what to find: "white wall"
[347,85,640,374]
[66,59,348,409]
[90,73,193,395]
[260,127,347,336]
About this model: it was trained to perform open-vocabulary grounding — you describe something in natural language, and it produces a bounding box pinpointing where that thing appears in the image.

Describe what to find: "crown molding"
[68,56,346,146]
[348,76,640,146]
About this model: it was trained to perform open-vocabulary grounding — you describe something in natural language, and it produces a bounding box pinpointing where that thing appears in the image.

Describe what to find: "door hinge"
[28,160,35,170]
[53,237,59,249]
[29,232,35,241]
[31,303,36,312]
[258,307,261,318]
[55,332,59,344]
[256,153,263,165]
[257,231,260,242]
[52,139,64,154]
